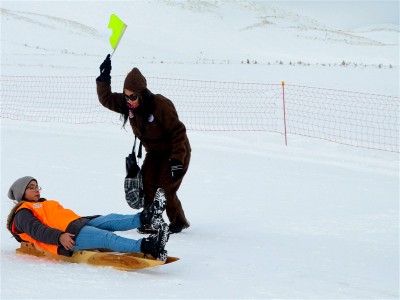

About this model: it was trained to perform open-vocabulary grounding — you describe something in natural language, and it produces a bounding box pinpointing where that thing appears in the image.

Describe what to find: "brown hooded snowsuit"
[96,68,191,229]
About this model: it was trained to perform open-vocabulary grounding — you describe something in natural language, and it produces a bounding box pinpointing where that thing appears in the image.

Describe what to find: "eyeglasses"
[26,185,42,191]
[124,93,138,101]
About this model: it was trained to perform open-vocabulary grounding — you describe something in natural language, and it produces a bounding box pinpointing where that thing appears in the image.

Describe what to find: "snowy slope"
[1,1,399,69]
[1,1,399,299]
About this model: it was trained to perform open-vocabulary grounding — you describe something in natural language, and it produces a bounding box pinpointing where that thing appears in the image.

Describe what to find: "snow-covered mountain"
[1,0,398,73]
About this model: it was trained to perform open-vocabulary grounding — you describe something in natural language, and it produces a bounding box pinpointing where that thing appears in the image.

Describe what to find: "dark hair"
[121,88,155,129]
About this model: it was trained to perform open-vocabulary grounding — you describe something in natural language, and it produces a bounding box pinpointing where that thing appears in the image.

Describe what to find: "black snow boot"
[140,223,170,261]
[139,188,167,231]
[169,218,188,234]
[137,224,158,234]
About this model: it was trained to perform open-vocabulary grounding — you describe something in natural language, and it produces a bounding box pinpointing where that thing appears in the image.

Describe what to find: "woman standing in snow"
[6,176,169,261]
[96,55,191,234]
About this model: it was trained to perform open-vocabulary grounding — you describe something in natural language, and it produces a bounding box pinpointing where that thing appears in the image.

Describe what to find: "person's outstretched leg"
[73,225,142,252]
[74,224,170,261]
[86,213,141,231]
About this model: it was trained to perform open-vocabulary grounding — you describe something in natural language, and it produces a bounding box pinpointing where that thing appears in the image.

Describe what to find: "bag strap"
[137,115,147,159]
[132,136,137,154]
[132,112,147,159]
[133,136,143,159]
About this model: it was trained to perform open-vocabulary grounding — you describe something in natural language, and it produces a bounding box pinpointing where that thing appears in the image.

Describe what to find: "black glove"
[169,158,184,179]
[97,54,112,82]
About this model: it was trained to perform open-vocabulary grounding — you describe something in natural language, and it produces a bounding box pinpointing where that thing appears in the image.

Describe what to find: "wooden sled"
[16,242,179,271]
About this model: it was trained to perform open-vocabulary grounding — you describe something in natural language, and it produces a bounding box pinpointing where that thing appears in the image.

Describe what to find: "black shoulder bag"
[124,137,144,209]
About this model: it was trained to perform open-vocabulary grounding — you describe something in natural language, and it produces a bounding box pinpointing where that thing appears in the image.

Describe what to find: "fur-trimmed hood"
[6,199,46,238]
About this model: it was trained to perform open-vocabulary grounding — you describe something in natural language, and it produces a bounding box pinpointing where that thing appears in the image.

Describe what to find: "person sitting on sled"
[6,176,170,261]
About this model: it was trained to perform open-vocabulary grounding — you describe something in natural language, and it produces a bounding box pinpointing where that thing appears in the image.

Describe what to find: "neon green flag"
[108,14,127,54]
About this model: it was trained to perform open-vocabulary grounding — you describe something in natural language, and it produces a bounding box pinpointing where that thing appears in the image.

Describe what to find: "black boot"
[139,188,167,232]
[137,224,158,234]
[169,218,189,234]
[140,223,170,261]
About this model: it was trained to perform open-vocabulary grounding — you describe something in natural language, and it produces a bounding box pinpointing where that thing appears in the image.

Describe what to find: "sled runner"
[16,242,179,271]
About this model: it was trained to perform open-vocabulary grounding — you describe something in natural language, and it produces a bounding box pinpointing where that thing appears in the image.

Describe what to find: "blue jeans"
[73,213,143,253]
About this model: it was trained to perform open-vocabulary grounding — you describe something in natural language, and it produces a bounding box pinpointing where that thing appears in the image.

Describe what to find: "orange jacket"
[12,200,81,255]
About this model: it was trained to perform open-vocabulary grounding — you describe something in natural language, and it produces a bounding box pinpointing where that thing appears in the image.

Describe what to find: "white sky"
[270,1,399,29]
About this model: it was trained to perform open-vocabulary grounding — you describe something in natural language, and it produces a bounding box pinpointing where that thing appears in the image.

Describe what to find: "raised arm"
[96,54,126,114]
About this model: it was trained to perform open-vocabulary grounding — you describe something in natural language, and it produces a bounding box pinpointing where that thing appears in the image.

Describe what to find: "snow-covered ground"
[1,1,399,299]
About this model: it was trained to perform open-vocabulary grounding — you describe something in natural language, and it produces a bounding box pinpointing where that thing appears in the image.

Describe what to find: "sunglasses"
[124,93,138,101]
